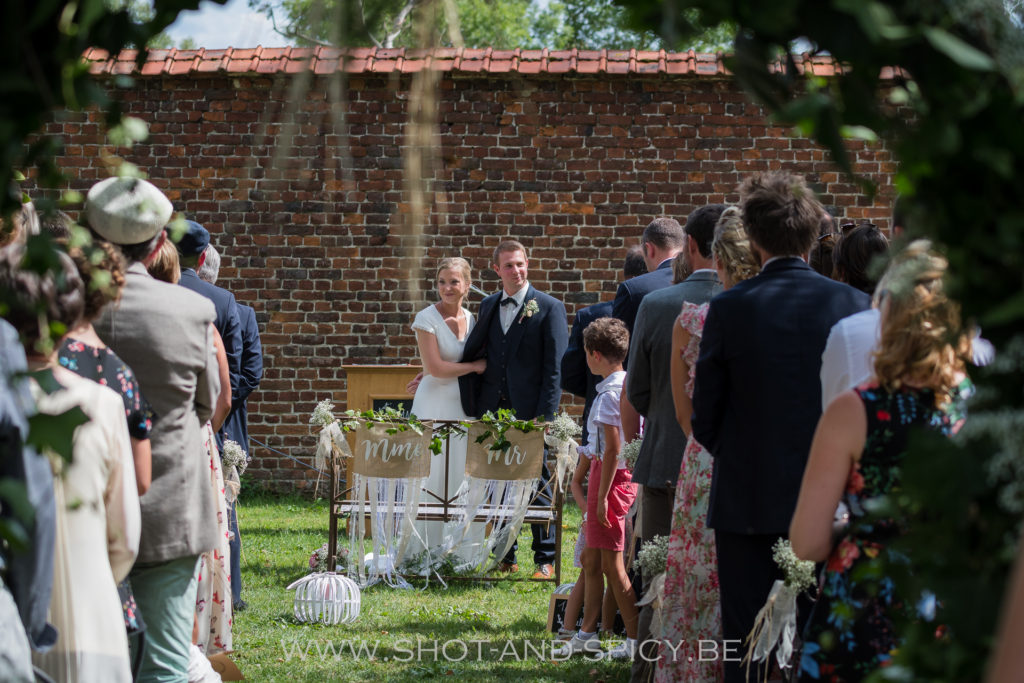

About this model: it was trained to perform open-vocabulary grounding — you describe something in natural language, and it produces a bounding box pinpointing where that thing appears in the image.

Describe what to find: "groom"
[459,240,569,579]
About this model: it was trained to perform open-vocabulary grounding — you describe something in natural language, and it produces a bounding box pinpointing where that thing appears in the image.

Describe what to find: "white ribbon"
[315,421,350,471]
[544,432,579,491]
[636,571,667,639]
[743,579,800,678]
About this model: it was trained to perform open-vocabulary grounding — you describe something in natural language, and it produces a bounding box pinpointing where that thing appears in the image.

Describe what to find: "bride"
[409,257,486,568]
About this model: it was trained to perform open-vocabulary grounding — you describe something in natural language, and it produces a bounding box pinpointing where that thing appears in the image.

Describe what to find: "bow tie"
[500,297,518,307]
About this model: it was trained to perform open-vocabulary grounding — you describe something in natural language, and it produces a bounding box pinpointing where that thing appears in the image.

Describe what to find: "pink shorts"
[585,456,638,551]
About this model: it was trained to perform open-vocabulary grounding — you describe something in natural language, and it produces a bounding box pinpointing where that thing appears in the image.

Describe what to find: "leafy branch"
[473,408,540,454]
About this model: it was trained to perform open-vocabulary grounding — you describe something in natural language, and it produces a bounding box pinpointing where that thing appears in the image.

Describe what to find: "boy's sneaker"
[603,639,635,661]
[552,633,602,657]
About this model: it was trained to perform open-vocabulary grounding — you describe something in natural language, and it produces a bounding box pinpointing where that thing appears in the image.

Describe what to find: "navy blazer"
[560,301,613,442]
[611,259,674,336]
[691,258,871,535]
[179,268,242,401]
[223,303,263,453]
[459,285,568,422]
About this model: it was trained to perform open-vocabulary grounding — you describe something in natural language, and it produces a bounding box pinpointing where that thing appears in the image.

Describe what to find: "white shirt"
[820,308,880,410]
[584,370,628,469]
[499,282,530,334]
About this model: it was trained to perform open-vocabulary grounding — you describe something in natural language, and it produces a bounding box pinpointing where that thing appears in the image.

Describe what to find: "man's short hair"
[623,245,647,279]
[197,245,221,284]
[739,172,822,258]
[641,217,685,251]
[684,204,727,258]
[493,239,528,264]
[583,317,630,364]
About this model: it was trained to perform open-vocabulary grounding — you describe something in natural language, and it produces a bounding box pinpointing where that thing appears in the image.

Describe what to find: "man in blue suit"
[459,240,569,579]
[561,247,647,443]
[199,247,264,611]
[692,172,870,682]
[612,217,687,336]
[176,221,242,449]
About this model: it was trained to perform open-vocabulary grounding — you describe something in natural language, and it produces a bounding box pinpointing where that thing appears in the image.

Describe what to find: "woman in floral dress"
[790,241,972,681]
[656,208,761,682]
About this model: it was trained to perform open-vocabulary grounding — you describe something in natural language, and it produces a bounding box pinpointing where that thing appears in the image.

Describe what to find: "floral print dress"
[799,380,971,681]
[655,302,722,683]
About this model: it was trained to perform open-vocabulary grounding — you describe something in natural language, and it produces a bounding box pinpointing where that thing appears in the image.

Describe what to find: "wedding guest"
[625,204,723,680]
[87,177,222,682]
[0,201,39,247]
[987,536,1024,682]
[657,207,761,682]
[809,213,837,278]
[147,237,180,284]
[176,221,242,450]
[556,317,638,660]
[0,245,141,683]
[408,257,486,567]
[820,223,891,409]
[458,240,568,579]
[562,249,649,444]
[791,240,972,680]
[195,242,261,611]
[691,172,870,683]
[145,241,234,656]
[0,317,58,658]
[612,218,686,335]
[59,239,153,495]
[832,221,890,295]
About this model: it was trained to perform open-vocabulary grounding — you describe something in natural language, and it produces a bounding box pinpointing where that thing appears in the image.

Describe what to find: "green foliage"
[474,408,539,454]
[250,0,734,50]
[617,0,1024,677]
[0,0,225,220]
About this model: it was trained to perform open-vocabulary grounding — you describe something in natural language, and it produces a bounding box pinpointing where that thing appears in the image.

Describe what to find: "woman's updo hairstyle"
[0,245,85,353]
[872,240,970,405]
[64,238,126,322]
[711,207,761,286]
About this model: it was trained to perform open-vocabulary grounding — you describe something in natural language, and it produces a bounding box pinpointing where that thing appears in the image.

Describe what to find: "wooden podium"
[341,363,421,491]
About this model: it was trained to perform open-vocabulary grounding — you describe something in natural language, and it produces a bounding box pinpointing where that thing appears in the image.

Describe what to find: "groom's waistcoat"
[486,310,513,403]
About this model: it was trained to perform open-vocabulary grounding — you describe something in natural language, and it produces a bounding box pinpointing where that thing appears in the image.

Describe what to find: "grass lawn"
[231,493,631,682]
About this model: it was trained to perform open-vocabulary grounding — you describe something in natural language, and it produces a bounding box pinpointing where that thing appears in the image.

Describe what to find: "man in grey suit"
[88,177,221,682]
[625,203,725,680]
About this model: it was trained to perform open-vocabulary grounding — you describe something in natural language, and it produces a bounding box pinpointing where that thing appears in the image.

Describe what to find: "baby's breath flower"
[773,538,816,592]
[310,398,336,427]
[621,437,644,470]
[221,439,248,474]
[549,412,582,443]
[637,534,669,577]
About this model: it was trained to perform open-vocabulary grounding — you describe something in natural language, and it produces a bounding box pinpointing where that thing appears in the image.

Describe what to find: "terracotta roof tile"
[79,46,870,79]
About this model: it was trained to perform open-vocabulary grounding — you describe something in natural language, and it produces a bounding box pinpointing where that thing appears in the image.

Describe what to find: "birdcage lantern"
[286,571,361,625]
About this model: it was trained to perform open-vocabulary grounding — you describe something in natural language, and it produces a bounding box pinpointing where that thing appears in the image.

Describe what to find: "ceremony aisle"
[232,492,626,682]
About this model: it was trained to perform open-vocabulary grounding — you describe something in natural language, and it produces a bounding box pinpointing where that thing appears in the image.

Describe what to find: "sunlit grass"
[231,493,628,681]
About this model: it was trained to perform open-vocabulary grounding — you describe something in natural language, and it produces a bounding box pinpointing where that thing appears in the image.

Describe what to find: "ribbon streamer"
[743,579,800,680]
[637,571,667,639]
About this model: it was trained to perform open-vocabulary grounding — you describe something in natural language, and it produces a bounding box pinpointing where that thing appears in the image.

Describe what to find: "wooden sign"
[465,423,545,481]
[350,422,432,479]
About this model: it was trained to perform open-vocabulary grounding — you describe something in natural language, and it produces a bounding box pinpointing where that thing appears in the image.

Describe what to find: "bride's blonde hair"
[437,256,472,285]
[872,240,970,405]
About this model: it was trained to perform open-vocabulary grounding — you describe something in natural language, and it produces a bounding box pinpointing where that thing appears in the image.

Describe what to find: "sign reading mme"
[465,423,545,481]
[351,422,432,479]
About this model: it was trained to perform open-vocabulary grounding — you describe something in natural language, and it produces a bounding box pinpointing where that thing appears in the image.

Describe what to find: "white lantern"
[286,572,361,625]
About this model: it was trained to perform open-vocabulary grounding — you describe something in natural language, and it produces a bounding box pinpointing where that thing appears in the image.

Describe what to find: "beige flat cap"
[85,177,172,245]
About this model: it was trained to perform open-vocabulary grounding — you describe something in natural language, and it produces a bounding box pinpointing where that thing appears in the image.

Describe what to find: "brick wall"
[44,57,897,491]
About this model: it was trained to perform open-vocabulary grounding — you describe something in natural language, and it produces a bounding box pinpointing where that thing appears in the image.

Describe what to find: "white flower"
[222,439,248,474]
[637,534,669,577]
[310,398,336,427]
[548,411,582,443]
[621,437,644,470]
[772,538,816,592]
[519,298,539,323]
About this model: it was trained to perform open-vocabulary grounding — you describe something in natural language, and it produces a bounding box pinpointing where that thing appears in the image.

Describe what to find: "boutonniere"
[519,298,539,323]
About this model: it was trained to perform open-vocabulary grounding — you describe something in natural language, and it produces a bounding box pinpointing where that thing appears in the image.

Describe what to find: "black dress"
[799,381,970,681]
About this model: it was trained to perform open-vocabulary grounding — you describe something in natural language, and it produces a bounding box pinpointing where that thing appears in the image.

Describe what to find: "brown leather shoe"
[496,561,519,574]
[532,563,554,579]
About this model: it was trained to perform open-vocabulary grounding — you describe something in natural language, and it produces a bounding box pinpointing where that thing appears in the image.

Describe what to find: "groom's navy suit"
[692,257,869,682]
[460,284,568,565]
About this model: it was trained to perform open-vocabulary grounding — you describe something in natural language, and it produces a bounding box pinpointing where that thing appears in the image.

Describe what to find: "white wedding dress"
[409,304,485,569]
